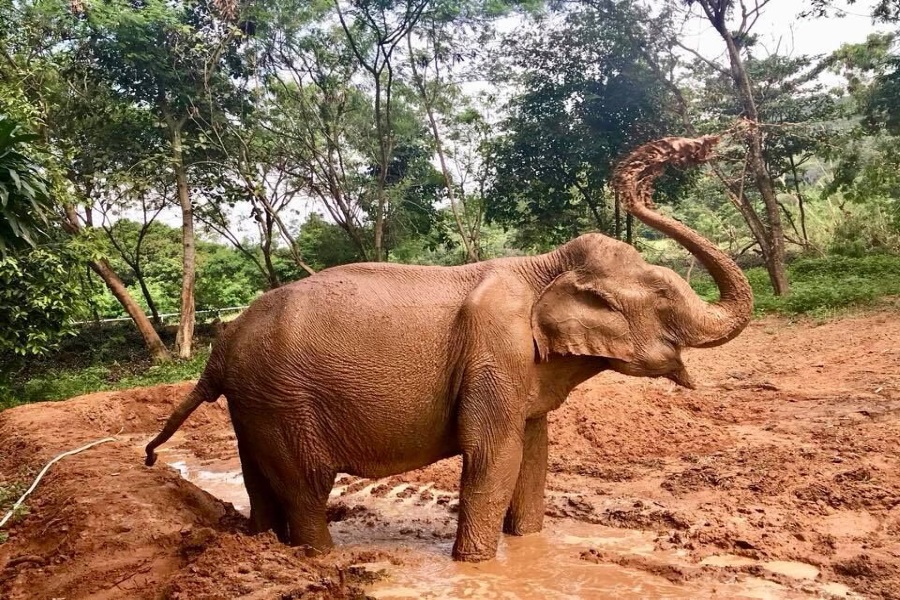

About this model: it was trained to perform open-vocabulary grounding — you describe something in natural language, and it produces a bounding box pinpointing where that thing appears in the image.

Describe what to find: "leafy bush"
[692,254,900,317]
[0,115,54,255]
[0,245,82,358]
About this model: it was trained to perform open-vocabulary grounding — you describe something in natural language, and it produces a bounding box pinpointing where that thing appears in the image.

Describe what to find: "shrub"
[691,254,900,317]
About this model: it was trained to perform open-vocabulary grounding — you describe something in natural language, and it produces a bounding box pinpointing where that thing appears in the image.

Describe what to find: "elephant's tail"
[144,343,225,467]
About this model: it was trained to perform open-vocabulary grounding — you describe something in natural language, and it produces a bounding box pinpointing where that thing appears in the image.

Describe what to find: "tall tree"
[335,0,430,261]
[84,0,249,357]
[821,33,900,233]
[485,5,680,250]
[263,20,374,259]
[1,0,171,361]
[692,50,838,251]
[681,0,790,294]
[406,11,494,262]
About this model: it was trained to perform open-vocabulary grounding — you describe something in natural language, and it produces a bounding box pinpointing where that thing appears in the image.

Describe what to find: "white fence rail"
[72,305,249,326]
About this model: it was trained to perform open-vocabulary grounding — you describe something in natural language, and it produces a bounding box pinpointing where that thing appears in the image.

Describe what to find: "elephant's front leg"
[452,410,524,562]
[503,415,548,536]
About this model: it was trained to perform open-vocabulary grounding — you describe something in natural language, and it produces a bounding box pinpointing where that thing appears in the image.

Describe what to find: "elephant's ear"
[531,271,635,362]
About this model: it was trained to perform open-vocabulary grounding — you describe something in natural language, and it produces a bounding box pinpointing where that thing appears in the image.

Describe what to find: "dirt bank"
[1,312,899,598]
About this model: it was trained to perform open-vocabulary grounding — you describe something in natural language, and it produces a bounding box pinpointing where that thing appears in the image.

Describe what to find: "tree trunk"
[261,233,281,289]
[135,268,162,327]
[718,23,790,295]
[255,192,316,276]
[171,123,196,358]
[91,258,170,363]
[789,156,809,247]
[63,204,169,362]
[407,33,479,263]
[626,213,633,245]
[614,190,622,240]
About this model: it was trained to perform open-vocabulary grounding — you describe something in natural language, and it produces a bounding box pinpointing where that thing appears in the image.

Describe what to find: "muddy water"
[169,455,845,600]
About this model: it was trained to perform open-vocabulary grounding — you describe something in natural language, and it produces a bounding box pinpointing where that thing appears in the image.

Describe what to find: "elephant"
[145,134,752,563]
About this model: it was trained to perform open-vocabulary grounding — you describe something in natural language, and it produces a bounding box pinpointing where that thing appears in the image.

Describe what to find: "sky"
[678,0,891,71]
[144,0,894,239]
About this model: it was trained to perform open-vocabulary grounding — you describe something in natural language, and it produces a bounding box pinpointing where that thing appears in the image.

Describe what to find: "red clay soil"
[1,311,900,599]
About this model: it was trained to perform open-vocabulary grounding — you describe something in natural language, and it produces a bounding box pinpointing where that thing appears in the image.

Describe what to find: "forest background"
[2,0,900,405]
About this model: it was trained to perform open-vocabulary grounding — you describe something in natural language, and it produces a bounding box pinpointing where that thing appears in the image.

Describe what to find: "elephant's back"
[221,264,470,418]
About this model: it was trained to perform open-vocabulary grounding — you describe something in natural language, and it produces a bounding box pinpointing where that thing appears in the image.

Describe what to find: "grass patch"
[691,254,900,318]
[0,479,29,537]
[0,350,209,410]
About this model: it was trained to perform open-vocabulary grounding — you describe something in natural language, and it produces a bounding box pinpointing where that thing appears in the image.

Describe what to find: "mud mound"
[548,378,735,471]
[0,385,368,600]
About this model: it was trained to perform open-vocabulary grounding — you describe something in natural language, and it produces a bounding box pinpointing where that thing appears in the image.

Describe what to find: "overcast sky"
[679,0,891,68]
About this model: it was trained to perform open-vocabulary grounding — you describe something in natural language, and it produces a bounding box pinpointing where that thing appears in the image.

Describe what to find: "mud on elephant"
[145,134,752,562]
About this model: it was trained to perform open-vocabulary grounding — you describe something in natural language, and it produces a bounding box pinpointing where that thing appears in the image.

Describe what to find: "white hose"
[0,436,117,529]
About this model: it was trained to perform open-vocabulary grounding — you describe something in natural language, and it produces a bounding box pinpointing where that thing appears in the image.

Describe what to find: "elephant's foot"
[293,540,334,557]
[502,510,543,536]
[249,518,290,544]
[285,518,334,552]
[451,539,498,563]
[248,502,288,543]
[502,416,548,537]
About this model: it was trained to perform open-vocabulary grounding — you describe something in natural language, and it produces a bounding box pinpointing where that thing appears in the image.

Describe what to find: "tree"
[49,74,175,362]
[0,1,172,362]
[692,51,839,251]
[297,212,365,270]
[680,0,791,294]
[262,5,444,263]
[335,0,430,261]
[263,21,374,259]
[820,33,900,240]
[485,5,680,250]
[84,0,250,357]
[99,198,169,326]
[0,244,82,362]
[405,5,500,262]
[194,120,317,288]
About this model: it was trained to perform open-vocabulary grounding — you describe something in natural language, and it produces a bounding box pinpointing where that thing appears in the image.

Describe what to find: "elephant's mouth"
[607,358,696,389]
[662,367,696,389]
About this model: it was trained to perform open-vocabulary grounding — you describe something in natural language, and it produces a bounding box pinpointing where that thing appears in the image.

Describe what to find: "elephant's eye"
[591,288,623,311]
[652,287,672,300]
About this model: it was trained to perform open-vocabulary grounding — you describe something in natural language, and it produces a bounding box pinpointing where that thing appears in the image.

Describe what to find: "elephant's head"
[531,135,753,389]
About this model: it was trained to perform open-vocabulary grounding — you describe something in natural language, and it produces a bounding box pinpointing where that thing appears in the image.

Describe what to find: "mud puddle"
[168,453,848,599]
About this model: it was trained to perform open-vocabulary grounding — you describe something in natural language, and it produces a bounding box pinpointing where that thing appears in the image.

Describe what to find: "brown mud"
[1,312,899,599]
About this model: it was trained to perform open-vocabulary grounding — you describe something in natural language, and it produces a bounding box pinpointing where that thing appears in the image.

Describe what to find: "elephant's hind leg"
[276,467,336,554]
[235,424,289,541]
[242,455,289,542]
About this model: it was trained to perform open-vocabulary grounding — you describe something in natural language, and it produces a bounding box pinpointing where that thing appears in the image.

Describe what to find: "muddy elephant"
[145,135,752,562]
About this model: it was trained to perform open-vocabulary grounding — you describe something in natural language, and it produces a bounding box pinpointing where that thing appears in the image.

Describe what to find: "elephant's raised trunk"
[613,135,753,348]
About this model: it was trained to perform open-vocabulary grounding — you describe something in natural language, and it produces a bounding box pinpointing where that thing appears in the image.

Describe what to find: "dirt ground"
[1,312,899,599]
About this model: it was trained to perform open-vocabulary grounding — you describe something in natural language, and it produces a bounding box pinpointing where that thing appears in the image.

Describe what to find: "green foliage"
[195,245,263,309]
[0,244,82,359]
[0,349,209,409]
[298,213,364,270]
[0,320,218,408]
[0,115,54,255]
[0,480,29,530]
[692,255,900,318]
[485,4,683,250]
